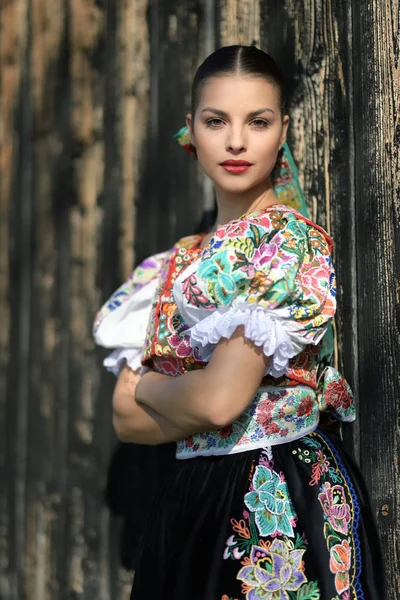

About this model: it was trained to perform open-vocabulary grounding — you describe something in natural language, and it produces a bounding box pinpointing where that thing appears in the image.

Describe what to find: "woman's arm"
[112,365,220,444]
[135,326,269,430]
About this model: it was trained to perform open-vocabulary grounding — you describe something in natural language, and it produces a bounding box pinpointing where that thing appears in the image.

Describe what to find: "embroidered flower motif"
[329,539,351,595]
[244,466,296,538]
[252,241,278,268]
[324,379,352,411]
[296,395,315,417]
[197,251,239,306]
[310,449,331,487]
[237,539,307,599]
[318,483,351,535]
[298,264,330,298]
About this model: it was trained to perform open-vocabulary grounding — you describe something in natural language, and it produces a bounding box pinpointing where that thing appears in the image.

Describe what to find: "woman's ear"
[186,113,194,144]
[280,115,290,148]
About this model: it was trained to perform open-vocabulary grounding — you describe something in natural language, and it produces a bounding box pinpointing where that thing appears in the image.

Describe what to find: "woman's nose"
[226,127,247,153]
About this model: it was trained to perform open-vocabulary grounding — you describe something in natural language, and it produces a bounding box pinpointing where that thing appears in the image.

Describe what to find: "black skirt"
[130,428,385,600]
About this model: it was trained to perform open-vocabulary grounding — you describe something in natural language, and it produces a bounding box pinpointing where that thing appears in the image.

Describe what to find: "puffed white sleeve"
[93,251,167,376]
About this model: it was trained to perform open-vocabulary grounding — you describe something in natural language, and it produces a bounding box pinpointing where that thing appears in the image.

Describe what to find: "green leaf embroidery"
[294,533,307,550]
[296,580,321,599]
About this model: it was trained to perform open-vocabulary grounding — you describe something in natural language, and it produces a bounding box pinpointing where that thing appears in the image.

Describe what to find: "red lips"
[220,159,253,174]
[220,160,252,166]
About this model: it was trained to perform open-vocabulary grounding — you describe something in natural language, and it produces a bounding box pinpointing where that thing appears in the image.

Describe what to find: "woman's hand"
[111,365,195,444]
[112,364,142,417]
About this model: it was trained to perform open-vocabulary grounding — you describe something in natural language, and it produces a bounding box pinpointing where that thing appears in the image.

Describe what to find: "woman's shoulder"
[210,203,333,255]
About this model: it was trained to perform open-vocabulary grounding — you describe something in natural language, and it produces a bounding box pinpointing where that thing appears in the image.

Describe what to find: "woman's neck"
[213,179,279,229]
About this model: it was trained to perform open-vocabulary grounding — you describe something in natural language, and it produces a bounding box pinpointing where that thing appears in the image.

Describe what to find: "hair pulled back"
[191,45,286,117]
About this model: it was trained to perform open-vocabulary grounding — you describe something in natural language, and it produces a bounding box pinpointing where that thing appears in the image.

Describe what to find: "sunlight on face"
[187,75,289,195]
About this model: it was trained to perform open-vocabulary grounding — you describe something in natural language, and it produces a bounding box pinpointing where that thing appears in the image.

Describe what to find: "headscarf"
[174,125,335,364]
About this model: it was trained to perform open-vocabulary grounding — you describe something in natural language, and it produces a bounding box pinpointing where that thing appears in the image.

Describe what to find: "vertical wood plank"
[136,0,208,260]
[0,1,31,598]
[27,2,68,597]
[352,1,400,597]
[68,1,108,597]
[0,1,29,597]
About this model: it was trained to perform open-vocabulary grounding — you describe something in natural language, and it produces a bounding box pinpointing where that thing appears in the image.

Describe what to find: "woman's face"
[187,75,289,194]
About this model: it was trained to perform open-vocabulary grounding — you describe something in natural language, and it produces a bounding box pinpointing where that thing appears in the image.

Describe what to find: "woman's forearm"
[136,330,269,429]
[113,391,197,444]
[135,369,225,430]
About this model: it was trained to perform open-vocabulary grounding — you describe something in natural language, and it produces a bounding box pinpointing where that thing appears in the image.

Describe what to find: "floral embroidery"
[222,446,322,600]
[329,540,351,595]
[222,432,361,600]
[316,367,356,423]
[176,386,320,458]
[244,466,296,538]
[99,204,355,459]
[292,432,358,599]
[318,483,351,535]
[237,539,307,599]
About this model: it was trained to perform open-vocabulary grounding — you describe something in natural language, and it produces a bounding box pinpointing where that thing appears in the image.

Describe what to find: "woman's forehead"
[197,75,280,111]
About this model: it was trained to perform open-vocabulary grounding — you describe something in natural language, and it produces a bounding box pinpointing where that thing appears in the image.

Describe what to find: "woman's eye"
[206,118,224,128]
[251,119,270,128]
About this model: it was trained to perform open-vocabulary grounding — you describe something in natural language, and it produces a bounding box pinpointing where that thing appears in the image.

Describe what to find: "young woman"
[94,46,384,600]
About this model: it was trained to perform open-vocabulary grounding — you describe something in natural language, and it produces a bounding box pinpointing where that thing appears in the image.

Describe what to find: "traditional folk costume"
[94,132,384,599]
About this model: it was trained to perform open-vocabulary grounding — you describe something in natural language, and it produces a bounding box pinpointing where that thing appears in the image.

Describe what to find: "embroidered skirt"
[130,428,385,600]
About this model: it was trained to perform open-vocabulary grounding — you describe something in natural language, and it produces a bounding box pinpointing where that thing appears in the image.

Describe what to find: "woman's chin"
[212,177,266,195]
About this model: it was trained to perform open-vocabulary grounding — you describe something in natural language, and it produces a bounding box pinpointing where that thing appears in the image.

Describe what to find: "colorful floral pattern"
[188,210,336,342]
[237,539,307,599]
[244,466,296,538]
[175,386,320,458]
[222,432,361,600]
[296,432,358,599]
[95,204,355,459]
[316,368,356,423]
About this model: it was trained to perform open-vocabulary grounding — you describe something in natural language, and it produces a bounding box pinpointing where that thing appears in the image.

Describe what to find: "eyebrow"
[200,107,275,117]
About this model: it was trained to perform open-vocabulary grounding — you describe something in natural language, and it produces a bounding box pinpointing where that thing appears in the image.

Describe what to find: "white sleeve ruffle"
[103,347,150,377]
[187,305,306,378]
[94,277,159,348]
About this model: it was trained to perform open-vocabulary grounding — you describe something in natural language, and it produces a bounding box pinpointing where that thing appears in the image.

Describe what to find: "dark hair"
[191,45,286,117]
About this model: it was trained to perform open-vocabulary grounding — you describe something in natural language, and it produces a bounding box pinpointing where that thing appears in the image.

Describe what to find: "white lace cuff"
[188,305,302,378]
[103,348,148,377]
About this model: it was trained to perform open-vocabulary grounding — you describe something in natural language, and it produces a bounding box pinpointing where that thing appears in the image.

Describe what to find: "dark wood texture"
[0,0,398,598]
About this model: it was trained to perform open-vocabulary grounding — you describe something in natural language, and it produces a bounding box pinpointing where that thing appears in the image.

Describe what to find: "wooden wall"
[0,0,398,598]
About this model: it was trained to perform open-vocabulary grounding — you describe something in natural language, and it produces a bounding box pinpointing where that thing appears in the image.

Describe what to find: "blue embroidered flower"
[244,466,296,537]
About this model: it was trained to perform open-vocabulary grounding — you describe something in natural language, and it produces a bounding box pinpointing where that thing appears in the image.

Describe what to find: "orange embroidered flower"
[230,518,251,539]
[240,556,253,566]
[329,539,351,595]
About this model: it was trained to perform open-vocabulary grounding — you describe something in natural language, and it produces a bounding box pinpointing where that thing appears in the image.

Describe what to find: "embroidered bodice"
[94,205,355,458]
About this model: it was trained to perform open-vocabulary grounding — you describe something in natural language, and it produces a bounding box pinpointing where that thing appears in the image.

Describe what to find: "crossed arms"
[112,326,269,445]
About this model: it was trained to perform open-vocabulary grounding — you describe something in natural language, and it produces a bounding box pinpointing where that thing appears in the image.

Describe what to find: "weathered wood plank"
[135,0,208,260]
[219,0,261,46]
[0,1,29,597]
[352,1,400,597]
[0,2,32,599]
